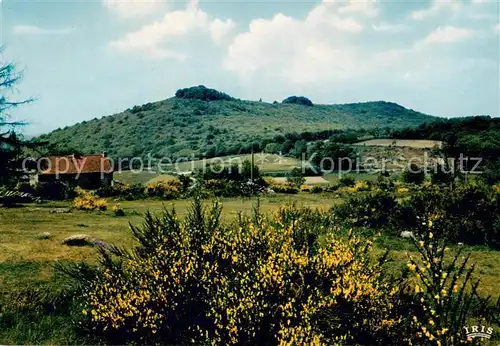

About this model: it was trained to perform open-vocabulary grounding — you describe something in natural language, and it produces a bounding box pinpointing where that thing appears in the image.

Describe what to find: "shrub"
[15,182,36,195]
[70,199,497,345]
[265,178,298,194]
[35,181,76,200]
[96,183,145,200]
[72,189,107,211]
[403,222,493,345]
[310,184,323,193]
[112,203,125,216]
[335,181,500,248]
[175,85,233,101]
[286,167,305,187]
[339,175,355,187]
[203,179,252,197]
[402,164,425,185]
[282,96,313,106]
[76,199,402,345]
[144,180,182,200]
[340,180,370,193]
[332,189,399,229]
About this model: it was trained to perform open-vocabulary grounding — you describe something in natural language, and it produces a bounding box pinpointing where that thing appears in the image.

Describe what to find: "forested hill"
[36,86,437,159]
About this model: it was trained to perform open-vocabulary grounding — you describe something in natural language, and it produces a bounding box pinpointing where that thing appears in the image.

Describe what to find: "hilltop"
[36,86,437,159]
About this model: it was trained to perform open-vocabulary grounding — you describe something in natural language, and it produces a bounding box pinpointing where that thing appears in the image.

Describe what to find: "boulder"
[400,231,414,239]
[62,234,110,249]
[36,232,52,240]
[51,208,72,214]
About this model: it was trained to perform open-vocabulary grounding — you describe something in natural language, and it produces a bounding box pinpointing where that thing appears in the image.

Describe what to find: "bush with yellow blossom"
[144,180,182,200]
[72,188,107,211]
[76,198,404,345]
[402,214,495,345]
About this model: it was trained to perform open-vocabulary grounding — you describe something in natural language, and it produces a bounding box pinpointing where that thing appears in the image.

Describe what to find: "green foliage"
[339,175,356,187]
[334,181,500,249]
[402,164,426,185]
[332,189,399,228]
[431,164,454,185]
[0,58,32,186]
[282,95,313,106]
[286,167,305,187]
[36,94,435,160]
[393,116,500,183]
[175,85,233,101]
[35,181,77,200]
[404,229,493,345]
[306,142,358,172]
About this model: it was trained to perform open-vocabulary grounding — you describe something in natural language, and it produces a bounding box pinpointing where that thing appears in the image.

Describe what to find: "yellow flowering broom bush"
[402,214,497,345]
[144,180,182,199]
[72,188,107,211]
[72,198,496,345]
[77,198,403,345]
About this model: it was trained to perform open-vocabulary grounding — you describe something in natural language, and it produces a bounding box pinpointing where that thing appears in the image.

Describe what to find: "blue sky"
[1,0,499,135]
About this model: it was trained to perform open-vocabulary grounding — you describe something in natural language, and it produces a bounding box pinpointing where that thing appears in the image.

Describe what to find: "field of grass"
[354,138,442,148]
[113,170,161,185]
[1,189,500,344]
[163,154,300,174]
[1,194,500,300]
[113,154,302,185]
[323,172,381,183]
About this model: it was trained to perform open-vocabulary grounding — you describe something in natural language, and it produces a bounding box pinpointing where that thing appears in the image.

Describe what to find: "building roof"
[39,154,113,175]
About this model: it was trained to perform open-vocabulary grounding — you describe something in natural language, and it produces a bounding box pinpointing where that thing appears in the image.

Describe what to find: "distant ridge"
[36,86,437,159]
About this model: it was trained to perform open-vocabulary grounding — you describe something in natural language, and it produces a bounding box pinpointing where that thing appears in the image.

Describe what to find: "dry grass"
[269,176,330,185]
[354,138,442,149]
[156,154,301,174]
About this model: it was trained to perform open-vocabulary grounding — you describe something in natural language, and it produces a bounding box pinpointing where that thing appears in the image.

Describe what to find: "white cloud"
[223,0,484,89]
[372,22,407,33]
[13,25,74,35]
[420,26,473,45]
[495,23,500,32]
[102,0,165,19]
[410,0,461,21]
[305,2,364,32]
[331,16,363,32]
[337,0,378,18]
[223,2,371,82]
[209,18,236,44]
[224,13,299,76]
[110,0,235,59]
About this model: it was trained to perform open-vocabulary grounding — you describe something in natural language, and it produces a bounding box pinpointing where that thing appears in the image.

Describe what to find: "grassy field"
[1,194,499,298]
[1,193,499,344]
[161,154,300,174]
[113,170,162,185]
[113,154,302,185]
[354,138,442,149]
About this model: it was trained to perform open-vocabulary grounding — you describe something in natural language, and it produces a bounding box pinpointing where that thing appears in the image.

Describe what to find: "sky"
[1,0,499,135]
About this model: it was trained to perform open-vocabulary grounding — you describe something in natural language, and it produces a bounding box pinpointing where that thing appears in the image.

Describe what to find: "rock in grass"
[62,234,110,249]
[400,231,414,239]
[36,232,52,240]
[51,208,72,214]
